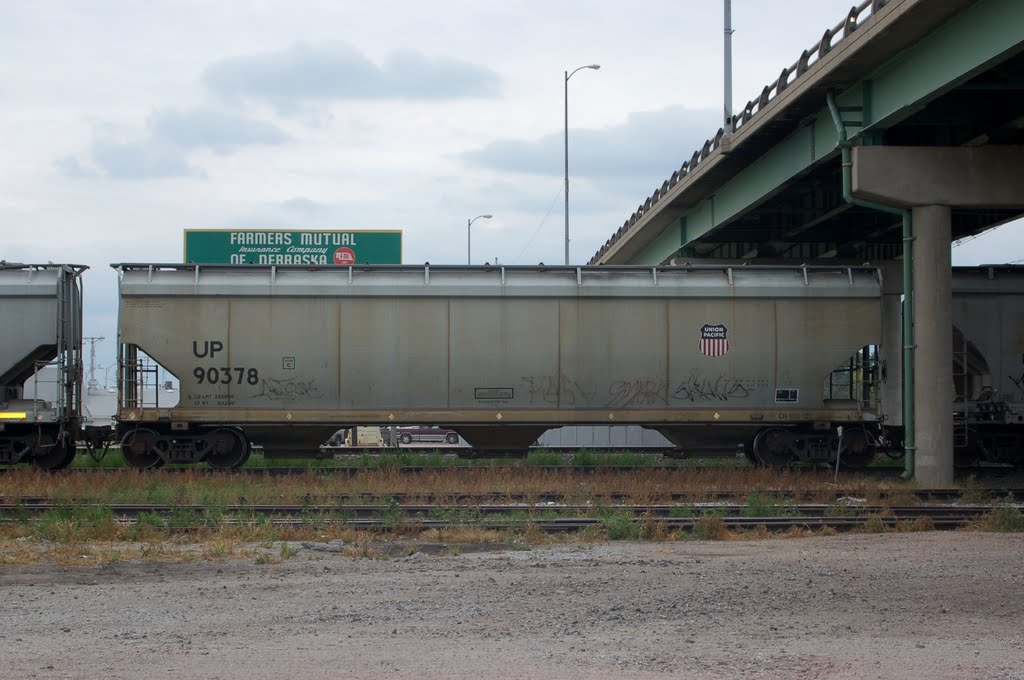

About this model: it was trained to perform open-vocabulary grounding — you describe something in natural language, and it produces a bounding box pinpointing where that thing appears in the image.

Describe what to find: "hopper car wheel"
[742,437,758,465]
[837,428,875,469]
[753,428,795,468]
[121,428,167,469]
[399,433,413,445]
[32,436,76,471]
[445,432,459,445]
[206,428,251,469]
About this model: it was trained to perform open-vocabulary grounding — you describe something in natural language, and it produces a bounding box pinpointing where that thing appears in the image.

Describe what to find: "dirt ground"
[2,532,1023,679]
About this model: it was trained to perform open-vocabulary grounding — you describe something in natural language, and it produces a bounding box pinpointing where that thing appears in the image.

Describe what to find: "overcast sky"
[2,0,1020,372]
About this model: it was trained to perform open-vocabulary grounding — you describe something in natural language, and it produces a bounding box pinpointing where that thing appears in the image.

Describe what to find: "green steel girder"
[605,0,1024,266]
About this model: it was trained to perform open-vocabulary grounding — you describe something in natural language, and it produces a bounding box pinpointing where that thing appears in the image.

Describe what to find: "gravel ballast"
[2,532,1023,679]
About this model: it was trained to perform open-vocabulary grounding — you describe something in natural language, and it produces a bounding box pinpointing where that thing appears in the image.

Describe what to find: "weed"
[895,516,935,532]
[741,492,794,518]
[959,476,988,505]
[638,512,670,541]
[599,509,640,540]
[605,451,662,468]
[375,499,407,528]
[571,450,598,468]
[343,543,383,559]
[518,523,553,544]
[824,502,860,517]
[166,508,201,529]
[971,505,1024,532]
[205,542,232,559]
[11,502,30,523]
[858,514,888,534]
[255,553,272,565]
[525,450,565,467]
[34,505,115,542]
[279,542,300,560]
[691,515,729,541]
[577,524,607,542]
[745,524,771,540]
[136,510,166,530]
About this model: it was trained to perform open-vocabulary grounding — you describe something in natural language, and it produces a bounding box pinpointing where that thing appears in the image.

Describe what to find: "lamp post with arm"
[467,214,493,264]
[564,63,600,265]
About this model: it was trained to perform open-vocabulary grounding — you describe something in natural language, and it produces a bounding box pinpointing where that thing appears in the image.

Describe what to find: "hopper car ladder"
[118,345,163,411]
[952,333,969,449]
[27,265,83,422]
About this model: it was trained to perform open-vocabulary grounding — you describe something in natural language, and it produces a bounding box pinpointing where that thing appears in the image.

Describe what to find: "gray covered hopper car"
[0,263,86,469]
[112,263,884,468]
[950,265,1024,464]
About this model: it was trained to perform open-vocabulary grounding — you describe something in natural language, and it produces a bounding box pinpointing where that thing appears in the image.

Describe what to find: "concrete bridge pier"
[853,145,1024,487]
[912,205,954,486]
[878,261,904,430]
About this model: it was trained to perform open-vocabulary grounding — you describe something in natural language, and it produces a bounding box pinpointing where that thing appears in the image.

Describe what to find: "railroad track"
[2,488,1022,506]
[10,463,1022,479]
[0,501,1014,533]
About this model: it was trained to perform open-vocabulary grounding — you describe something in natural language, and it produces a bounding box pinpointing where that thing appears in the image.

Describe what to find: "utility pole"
[724,0,734,135]
[83,336,105,393]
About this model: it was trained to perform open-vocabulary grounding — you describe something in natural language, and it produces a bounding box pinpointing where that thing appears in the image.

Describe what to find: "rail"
[0,500,1012,534]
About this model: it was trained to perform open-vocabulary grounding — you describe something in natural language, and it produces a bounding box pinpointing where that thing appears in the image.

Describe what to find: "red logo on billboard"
[699,323,729,357]
[333,247,356,265]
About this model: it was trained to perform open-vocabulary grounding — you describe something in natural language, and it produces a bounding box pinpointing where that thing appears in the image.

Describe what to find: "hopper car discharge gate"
[111,263,891,469]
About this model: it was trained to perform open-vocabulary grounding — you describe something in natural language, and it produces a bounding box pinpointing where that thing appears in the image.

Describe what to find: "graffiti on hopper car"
[523,375,595,405]
[672,369,766,403]
[253,377,320,401]
[608,378,668,407]
[1009,373,1024,397]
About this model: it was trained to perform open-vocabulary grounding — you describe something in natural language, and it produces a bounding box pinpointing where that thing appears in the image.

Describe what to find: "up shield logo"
[699,323,729,357]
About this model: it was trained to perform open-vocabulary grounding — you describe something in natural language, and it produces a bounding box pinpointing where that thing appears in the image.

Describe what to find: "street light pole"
[564,63,600,265]
[467,214,493,264]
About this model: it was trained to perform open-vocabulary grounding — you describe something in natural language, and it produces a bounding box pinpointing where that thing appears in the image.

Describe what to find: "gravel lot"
[2,532,1023,679]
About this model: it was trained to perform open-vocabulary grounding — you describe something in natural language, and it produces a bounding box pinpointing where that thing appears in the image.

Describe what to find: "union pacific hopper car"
[111,263,886,468]
[0,263,86,469]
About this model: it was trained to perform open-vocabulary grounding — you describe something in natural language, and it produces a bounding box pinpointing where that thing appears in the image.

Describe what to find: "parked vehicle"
[396,425,460,445]
[324,427,384,448]
[344,426,384,447]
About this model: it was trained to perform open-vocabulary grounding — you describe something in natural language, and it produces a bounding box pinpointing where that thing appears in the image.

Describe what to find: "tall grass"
[0,465,919,507]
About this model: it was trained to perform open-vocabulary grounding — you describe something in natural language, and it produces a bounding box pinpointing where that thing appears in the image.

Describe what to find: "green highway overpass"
[590,0,1024,266]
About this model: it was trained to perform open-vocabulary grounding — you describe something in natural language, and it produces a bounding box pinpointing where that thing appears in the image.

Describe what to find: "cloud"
[461,106,719,180]
[149,109,289,152]
[203,42,501,110]
[88,138,196,179]
[280,197,328,215]
[58,109,290,180]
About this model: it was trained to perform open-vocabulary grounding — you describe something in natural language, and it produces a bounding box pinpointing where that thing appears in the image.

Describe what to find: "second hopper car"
[0,263,86,469]
[112,263,885,468]
[950,265,1024,465]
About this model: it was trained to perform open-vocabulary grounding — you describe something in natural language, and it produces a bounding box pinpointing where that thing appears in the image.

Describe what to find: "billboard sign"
[184,229,402,265]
